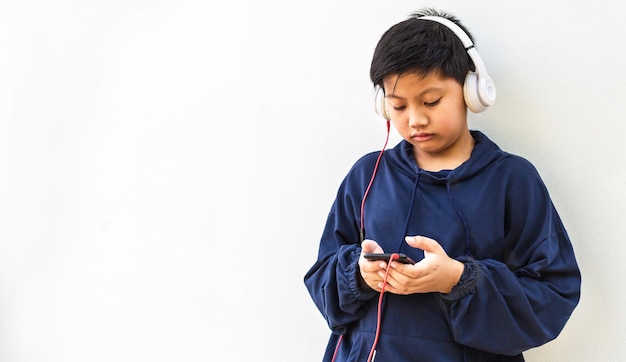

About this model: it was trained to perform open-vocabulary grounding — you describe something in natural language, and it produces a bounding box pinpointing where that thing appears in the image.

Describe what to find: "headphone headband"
[418,15,496,112]
[419,16,474,49]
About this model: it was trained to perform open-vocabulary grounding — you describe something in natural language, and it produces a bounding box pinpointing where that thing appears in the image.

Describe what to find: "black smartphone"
[363,252,416,265]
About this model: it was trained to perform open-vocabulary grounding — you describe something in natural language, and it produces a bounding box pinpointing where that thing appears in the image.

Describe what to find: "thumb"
[405,235,442,255]
[361,239,383,253]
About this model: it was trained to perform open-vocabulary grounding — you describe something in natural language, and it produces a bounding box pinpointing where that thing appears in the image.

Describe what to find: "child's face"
[383,71,471,168]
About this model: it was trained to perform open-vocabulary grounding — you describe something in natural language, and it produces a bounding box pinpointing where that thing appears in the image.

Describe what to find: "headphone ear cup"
[374,87,391,120]
[381,97,391,120]
[464,72,487,113]
[478,76,497,108]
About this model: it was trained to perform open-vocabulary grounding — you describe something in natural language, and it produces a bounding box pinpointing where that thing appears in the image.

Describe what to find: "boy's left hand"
[377,235,464,295]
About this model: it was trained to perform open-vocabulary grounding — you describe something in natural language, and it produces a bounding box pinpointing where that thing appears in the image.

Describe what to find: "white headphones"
[376,15,496,118]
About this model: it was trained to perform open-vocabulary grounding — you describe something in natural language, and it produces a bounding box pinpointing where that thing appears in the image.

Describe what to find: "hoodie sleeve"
[303,156,379,335]
[440,158,581,355]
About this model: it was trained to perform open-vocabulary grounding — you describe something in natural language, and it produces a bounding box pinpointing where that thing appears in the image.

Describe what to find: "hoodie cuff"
[347,249,378,301]
[441,256,480,301]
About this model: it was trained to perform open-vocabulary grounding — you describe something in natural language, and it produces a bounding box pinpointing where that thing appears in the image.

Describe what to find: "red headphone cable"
[331,252,398,362]
[367,253,398,362]
[332,120,392,362]
[331,335,343,362]
[359,120,391,242]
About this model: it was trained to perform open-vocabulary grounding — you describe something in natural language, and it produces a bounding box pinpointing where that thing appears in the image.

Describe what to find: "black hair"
[370,8,476,89]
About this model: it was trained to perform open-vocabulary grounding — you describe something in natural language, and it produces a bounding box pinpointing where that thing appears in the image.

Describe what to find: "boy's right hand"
[358,239,386,292]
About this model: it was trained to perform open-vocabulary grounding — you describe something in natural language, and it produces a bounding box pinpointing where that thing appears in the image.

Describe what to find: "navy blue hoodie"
[304,131,581,361]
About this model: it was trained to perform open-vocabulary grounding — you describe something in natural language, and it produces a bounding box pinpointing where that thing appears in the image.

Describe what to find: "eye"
[425,98,441,107]
[392,105,406,111]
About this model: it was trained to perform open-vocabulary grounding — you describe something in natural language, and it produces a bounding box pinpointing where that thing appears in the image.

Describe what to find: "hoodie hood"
[386,130,505,184]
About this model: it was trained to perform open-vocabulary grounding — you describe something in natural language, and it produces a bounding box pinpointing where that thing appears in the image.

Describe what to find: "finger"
[405,235,443,254]
[377,273,407,294]
[379,266,408,286]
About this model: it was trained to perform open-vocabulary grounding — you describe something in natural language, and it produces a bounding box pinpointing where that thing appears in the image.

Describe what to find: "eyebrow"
[387,87,444,100]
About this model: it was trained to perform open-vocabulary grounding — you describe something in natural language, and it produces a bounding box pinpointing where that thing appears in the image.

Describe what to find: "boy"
[304,8,581,361]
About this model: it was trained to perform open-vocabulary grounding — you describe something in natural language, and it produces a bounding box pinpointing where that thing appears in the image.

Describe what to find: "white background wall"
[1,0,624,361]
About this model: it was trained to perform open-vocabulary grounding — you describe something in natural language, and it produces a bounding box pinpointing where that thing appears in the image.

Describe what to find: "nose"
[408,108,428,128]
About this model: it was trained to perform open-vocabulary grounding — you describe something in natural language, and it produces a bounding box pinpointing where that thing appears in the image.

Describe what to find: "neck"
[415,131,475,172]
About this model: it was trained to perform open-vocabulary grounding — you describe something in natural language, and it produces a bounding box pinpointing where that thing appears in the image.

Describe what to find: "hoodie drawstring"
[397,172,473,256]
[396,174,420,253]
[446,182,471,255]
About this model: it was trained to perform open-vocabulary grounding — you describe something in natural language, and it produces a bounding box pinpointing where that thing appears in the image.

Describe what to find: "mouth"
[412,132,434,142]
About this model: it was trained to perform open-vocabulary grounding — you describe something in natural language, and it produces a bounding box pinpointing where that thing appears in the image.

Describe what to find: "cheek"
[455,96,469,116]
[390,119,406,133]
[433,113,467,135]
[440,102,468,126]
